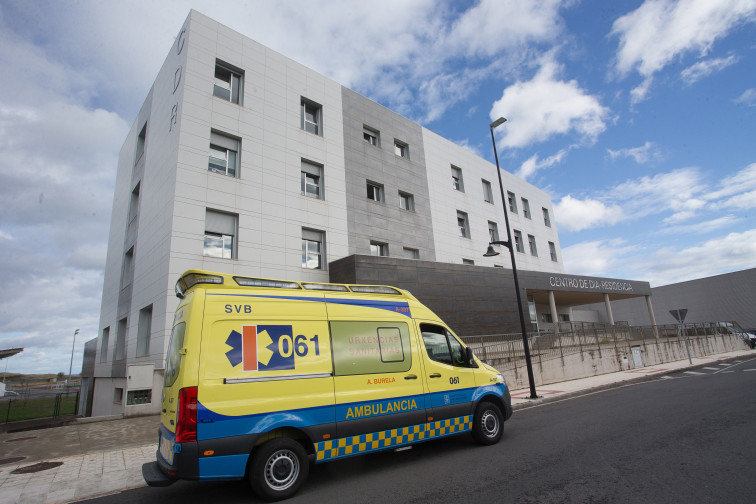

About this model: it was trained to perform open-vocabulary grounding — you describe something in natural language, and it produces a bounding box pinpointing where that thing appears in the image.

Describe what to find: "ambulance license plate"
[159,435,174,465]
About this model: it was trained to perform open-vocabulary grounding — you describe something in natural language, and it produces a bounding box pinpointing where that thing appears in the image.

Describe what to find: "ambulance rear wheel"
[472,401,503,445]
[249,438,309,501]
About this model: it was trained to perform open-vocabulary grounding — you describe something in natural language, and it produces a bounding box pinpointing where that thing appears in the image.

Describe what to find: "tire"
[472,401,504,446]
[249,438,309,501]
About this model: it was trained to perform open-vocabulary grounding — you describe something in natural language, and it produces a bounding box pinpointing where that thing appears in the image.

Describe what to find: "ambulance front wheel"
[472,401,504,445]
[249,438,309,501]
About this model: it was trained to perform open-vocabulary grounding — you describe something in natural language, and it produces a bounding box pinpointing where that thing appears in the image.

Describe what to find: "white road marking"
[684,371,704,375]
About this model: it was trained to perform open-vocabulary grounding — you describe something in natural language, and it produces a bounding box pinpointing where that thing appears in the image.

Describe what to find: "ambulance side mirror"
[465,347,474,367]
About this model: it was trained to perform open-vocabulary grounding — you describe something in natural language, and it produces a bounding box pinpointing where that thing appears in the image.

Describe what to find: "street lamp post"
[67,329,79,387]
[484,117,538,399]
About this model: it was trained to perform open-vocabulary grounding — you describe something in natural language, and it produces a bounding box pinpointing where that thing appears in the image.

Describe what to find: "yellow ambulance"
[142,270,512,500]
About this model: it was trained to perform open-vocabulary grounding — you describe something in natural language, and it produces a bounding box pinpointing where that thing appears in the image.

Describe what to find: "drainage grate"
[0,456,27,466]
[10,461,63,474]
[5,436,37,443]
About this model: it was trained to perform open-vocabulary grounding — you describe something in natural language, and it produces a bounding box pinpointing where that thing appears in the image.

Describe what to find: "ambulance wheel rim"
[264,449,299,490]
[480,410,500,438]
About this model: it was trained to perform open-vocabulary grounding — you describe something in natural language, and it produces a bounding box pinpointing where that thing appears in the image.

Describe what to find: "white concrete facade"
[93,10,564,417]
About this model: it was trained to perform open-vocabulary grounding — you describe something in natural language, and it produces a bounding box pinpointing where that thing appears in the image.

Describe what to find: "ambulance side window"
[331,321,411,376]
[421,323,468,367]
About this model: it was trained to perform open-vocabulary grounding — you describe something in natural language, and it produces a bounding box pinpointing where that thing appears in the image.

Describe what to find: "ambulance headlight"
[496,374,505,384]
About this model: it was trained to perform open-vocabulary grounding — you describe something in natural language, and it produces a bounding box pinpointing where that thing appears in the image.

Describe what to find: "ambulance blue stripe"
[199,454,249,479]
[323,298,412,317]
[196,401,335,441]
[195,384,507,442]
[206,293,411,317]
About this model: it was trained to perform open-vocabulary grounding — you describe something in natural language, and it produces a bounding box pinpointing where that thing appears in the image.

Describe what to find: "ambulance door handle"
[404,374,418,380]
[429,373,442,378]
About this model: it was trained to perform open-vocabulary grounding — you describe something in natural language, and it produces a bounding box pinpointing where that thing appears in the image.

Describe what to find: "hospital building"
[89,10,662,417]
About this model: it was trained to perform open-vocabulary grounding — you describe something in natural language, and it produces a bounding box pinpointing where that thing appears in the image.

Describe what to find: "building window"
[100,327,110,363]
[507,192,518,214]
[301,98,322,135]
[128,183,140,224]
[367,181,384,202]
[451,166,464,192]
[399,191,415,211]
[522,198,531,219]
[301,160,323,199]
[514,230,524,253]
[114,388,123,404]
[302,229,325,269]
[204,209,237,259]
[559,314,570,322]
[363,126,379,146]
[482,179,493,203]
[136,305,152,358]
[528,234,538,256]
[403,247,419,259]
[127,389,152,406]
[121,246,134,289]
[115,318,127,361]
[462,259,475,265]
[370,241,389,257]
[457,211,470,238]
[135,123,146,164]
[213,60,243,104]
[549,241,558,262]
[541,313,553,323]
[488,221,499,242]
[543,207,551,227]
[394,140,408,158]
[208,131,240,177]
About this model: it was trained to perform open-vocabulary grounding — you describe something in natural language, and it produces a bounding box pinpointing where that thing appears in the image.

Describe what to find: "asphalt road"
[84,359,756,503]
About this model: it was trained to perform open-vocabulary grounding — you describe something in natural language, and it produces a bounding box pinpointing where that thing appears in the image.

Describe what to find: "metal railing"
[0,390,80,424]
[461,321,747,371]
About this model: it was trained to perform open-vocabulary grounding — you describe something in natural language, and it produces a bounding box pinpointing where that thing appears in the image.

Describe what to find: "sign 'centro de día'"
[549,276,634,292]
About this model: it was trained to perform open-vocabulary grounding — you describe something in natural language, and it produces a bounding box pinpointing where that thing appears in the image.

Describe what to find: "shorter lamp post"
[485,117,538,399]
[67,329,79,387]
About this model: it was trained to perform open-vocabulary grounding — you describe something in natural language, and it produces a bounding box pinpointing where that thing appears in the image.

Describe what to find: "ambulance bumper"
[142,461,176,487]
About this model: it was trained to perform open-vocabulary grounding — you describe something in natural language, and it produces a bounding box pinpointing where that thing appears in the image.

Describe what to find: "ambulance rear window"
[164,322,186,387]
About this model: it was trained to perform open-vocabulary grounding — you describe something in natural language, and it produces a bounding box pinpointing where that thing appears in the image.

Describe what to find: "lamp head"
[490,117,507,129]
[483,245,500,257]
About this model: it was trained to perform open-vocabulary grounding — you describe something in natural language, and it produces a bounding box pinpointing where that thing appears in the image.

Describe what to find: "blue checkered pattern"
[314,415,472,462]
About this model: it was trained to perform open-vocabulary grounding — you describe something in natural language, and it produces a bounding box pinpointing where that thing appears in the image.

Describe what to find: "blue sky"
[0,0,755,374]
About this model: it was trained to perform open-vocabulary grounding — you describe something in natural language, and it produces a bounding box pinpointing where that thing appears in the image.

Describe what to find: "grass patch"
[0,395,78,423]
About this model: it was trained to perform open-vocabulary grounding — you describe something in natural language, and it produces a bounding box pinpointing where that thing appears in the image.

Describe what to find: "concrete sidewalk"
[0,349,753,504]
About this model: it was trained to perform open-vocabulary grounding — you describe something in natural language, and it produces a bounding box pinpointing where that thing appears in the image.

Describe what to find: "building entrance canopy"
[522,272,651,307]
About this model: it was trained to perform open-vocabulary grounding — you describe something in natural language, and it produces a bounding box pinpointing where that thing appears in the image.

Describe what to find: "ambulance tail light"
[175,273,223,298]
[175,386,198,443]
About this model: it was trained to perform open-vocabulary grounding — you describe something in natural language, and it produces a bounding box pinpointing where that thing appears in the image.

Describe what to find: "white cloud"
[561,239,635,276]
[641,228,756,286]
[734,88,756,106]
[659,215,741,234]
[490,58,609,148]
[680,55,737,85]
[607,141,660,164]
[554,195,624,232]
[517,149,569,180]
[611,0,756,102]
[563,228,756,286]
[446,0,564,57]
[555,164,756,233]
